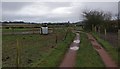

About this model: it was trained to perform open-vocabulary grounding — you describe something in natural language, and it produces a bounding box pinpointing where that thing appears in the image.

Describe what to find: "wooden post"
[64,30,68,40]
[95,26,97,32]
[118,30,120,49]
[98,26,100,37]
[98,27,100,33]
[32,27,34,34]
[12,27,15,35]
[92,24,94,31]
[56,34,57,44]
[40,28,42,34]
[105,28,107,36]
[16,39,20,68]
[53,27,54,34]
[32,26,34,34]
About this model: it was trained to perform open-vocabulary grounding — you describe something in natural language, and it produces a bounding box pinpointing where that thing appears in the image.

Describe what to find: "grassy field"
[2,27,74,67]
[31,31,75,67]
[92,32,119,66]
[75,32,105,67]
[2,28,40,33]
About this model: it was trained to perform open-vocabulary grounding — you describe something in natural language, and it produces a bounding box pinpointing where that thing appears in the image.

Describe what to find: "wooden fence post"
[32,26,34,34]
[56,34,57,44]
[16,39,20,68]
[105,28,107,36]
[92,24,94,31]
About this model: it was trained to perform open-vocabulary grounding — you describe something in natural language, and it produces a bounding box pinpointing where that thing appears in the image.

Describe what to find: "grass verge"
[75,32,104,67]
[2,28,71,67]
[92,32,118,65]
[31,32,75,67]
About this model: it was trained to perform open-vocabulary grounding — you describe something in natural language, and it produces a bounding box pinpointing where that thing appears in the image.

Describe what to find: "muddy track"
[87,33,118,68]
[59,33,80,68]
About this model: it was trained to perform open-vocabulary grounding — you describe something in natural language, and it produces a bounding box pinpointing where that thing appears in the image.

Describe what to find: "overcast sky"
[2,2,118,23]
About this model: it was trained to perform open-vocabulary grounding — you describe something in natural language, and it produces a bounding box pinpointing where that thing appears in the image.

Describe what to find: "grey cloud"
[2,2,33,11]
[82,2,118,14]
[40,2,71,9]
[2,12,79,22]
[2,2,118,22]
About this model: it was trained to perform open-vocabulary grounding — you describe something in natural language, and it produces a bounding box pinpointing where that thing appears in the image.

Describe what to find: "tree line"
[82,10,118,34]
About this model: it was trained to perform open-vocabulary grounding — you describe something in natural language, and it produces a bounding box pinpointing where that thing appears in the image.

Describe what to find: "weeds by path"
[76,32,104,67]
[92,32,118,66]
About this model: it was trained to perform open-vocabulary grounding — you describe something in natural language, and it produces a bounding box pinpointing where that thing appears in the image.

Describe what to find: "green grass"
[2,28,75,67]
[75,32,104,67]
[92,32,118,65]
[2,34,56,67]
[2,28,33,32]
[75,26,83,31]
[31,32,75,67]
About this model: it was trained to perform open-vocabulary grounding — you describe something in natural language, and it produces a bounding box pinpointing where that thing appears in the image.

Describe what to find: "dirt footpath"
[59,33,80,68]
[87,33,118,68]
